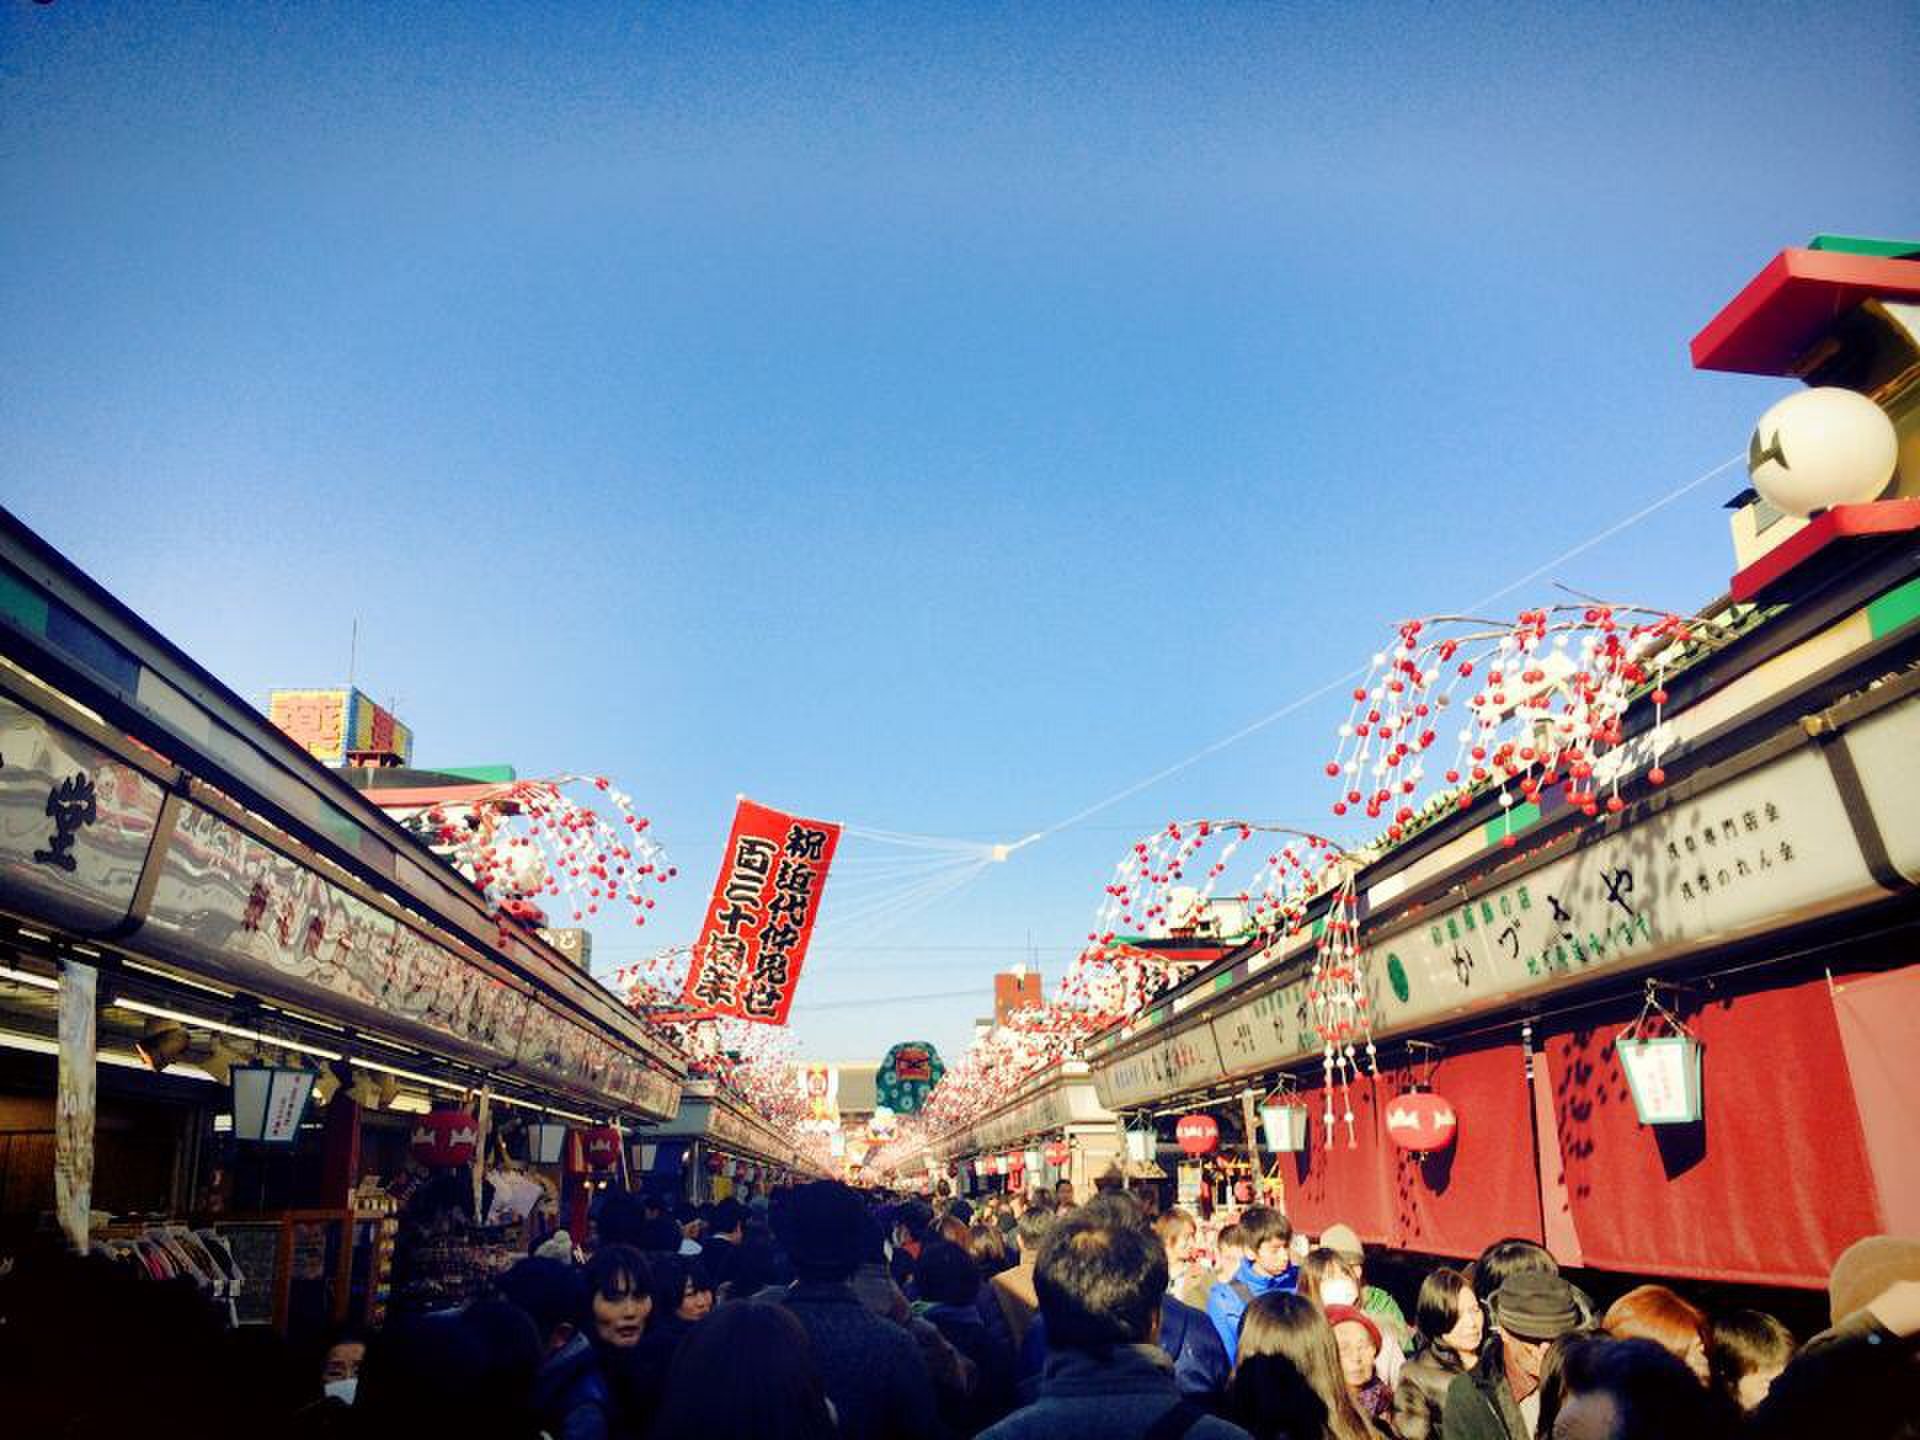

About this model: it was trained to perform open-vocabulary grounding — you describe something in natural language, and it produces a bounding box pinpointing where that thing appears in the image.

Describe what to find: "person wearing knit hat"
[1326,1303,1395,1428]
[1318,1223,1412,1355]
[1441,1271,1584,1440]
[1746,1234,1920,1440]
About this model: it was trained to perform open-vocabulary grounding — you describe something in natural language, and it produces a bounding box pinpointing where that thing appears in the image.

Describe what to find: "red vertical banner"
[683,798,841,1025]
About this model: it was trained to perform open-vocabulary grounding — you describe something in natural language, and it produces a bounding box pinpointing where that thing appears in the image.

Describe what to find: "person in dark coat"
[778,1181,940,1440]
[1392,1266,1484,1440]
[915,1239,1017,1434]
[1441,1272,1583,1440]
[981,1209,1250,1440]
[496,1257,612,1440]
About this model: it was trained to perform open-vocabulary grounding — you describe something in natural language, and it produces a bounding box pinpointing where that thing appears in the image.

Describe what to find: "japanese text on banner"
[684,799,840,1025]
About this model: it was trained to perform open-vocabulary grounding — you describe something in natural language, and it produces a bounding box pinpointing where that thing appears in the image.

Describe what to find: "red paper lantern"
[705,1152,724,1174]
[1385,1091,1458,1153]
[410,1108,479,1169]
[1044,1140,1070,1166]
[1175,1114,1219,1156]
[584,1125,624,1173]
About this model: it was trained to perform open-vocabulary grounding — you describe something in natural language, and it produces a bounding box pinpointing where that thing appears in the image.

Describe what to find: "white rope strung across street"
[997,450,1745,856]
[784,448,1748,953]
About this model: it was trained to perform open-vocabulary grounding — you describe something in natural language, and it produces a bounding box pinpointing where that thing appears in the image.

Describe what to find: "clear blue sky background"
[4,3,1915,1066]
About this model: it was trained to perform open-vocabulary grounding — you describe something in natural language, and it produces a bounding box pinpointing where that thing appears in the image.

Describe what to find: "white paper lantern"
[1124,1127,1157,1163]
[525,1121,569,1165]
[1748,388,1898,517]
[1618,1035,1703,1125]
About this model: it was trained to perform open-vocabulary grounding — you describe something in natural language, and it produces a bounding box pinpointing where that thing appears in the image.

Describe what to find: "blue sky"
[4,2,1916,1065]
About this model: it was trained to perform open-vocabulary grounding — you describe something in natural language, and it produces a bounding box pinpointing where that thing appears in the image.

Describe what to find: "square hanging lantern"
[1617,1034,1703,1125]
[1022,1148,1043,1174]
[1125,1127,1157,1163]
[1259,1101,1312,1153]
[230,1062,317,1144]
[526,1121,569,1165]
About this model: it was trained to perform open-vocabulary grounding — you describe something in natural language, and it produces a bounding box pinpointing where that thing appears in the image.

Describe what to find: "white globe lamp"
[1748,387,1898,518]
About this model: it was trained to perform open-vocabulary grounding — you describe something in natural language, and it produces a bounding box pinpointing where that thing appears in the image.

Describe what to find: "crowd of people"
[2,1177,1914,1440]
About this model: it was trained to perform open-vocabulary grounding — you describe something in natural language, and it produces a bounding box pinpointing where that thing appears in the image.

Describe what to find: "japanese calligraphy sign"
[684,798,841,1025]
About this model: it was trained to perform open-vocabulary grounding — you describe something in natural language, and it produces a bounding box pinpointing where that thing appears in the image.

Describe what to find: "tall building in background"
[993,966,1043,1027]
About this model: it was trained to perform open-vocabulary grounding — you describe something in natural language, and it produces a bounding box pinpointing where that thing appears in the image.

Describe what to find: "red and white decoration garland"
[397,775,677,934]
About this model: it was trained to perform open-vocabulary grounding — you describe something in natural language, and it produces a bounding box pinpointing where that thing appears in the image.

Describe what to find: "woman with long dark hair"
[647,1300,837,1440]
[1392,1267,1483,1439]
[1228,1291,1387,1440]
[582,1245,658,1440]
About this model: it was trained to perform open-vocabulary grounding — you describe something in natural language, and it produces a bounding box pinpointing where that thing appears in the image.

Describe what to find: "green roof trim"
[1484,800,1542,847]
[1808,234,1920,258]
[1867,576,1920,641]
[0,566,50,637]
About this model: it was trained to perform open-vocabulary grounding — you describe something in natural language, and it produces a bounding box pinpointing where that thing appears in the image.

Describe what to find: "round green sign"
[875,1041,946,1115]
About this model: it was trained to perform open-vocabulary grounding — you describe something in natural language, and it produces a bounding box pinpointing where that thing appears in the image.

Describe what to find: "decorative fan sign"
[876,1041,946,1115]
[1175,1113,1220,1156]
[1385,1091,1458,1153]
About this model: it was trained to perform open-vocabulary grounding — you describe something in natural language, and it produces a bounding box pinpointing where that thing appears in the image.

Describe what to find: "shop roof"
[1690,246,1920,376]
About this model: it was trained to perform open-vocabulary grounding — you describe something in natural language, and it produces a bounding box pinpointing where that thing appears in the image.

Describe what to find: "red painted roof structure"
[1691,249,1920,376]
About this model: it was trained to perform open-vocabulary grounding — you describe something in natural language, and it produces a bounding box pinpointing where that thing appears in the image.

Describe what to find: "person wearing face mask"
[1393,1267,1484,1439]
[1318,1225,1412,1354]
[319,1325,369,1407]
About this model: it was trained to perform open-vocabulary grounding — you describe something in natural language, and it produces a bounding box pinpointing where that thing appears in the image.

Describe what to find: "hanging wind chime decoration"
[1306,869,1374,1147]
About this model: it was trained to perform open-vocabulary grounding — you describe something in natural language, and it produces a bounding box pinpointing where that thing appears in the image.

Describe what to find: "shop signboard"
[1095,704,1912,1102]
[1093,1025,1228,1110]
[0,696,166,933]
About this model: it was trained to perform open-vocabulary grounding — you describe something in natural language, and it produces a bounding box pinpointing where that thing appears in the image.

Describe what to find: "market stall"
[0,509,691,1338]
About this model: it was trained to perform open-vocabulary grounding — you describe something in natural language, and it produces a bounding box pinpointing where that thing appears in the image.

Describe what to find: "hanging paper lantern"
[1044,1140,1071,1167]
[410,1108,480,1169]
[1385,1091,1458,1153]
[1617,1035,1704,1125]
[1125,1127,1157,1163]
[578,1126,623,1173]
[705,1152,725,1174]
[1175,1113,1220,1156]
[1022,1147,1042,1173]
[1259,1101,1312,1154]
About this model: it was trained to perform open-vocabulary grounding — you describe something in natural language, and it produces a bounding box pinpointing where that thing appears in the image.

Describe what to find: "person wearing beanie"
[1327,1303,1395,1427]
[1442,1271,1585,1440]
[1747,1234,1920,1440]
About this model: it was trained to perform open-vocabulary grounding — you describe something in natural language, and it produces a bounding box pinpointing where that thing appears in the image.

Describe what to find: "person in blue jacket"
[1205,1207,1299,1362]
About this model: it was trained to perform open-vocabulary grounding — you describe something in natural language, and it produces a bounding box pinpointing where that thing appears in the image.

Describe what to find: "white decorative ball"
[1748,387,1897,517]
